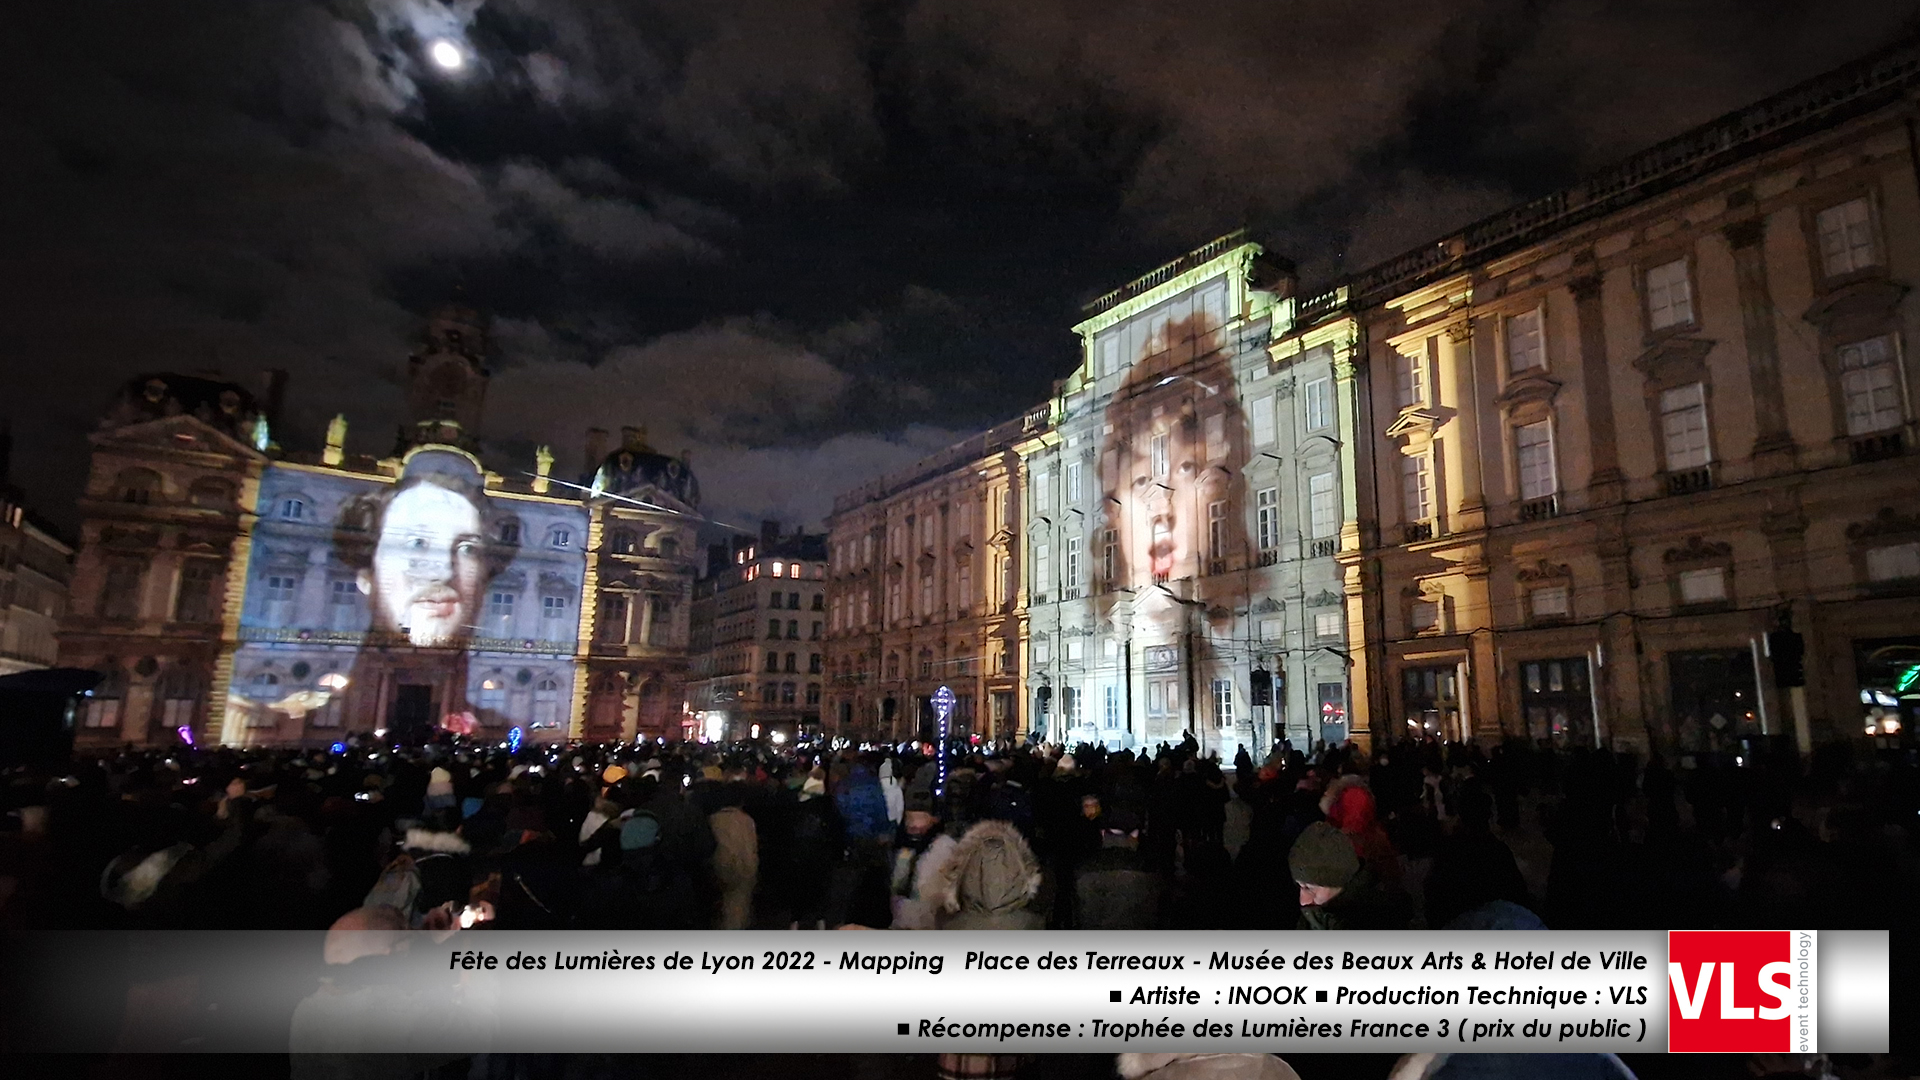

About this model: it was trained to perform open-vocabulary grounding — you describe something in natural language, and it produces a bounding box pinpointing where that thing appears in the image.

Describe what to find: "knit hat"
[1289,821,1360,888]
[619,814,661,851]
[701,765,724,783]
[427,767,454,799]
[601,765,628,786]
[904,770,938,816]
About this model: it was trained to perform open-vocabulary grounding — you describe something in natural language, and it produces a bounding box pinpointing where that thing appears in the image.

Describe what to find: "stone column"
[1333,346,1363,552]
[1724,218,1796,472]
[633,592,650,646]
[1445,321,1487,532]
[1571,273,1625,505]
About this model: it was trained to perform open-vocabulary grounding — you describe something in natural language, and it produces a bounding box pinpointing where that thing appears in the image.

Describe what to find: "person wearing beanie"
[424,767,455,814]
[1073,798,1165,929]
[1289,821,1407,930]
[888,771,957,929]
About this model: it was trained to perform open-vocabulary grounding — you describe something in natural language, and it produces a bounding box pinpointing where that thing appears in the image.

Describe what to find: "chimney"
[259,369,289,430]
[584,428,609,478]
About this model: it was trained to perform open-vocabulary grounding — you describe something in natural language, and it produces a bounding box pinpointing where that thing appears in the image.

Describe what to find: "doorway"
[393,684,434,741]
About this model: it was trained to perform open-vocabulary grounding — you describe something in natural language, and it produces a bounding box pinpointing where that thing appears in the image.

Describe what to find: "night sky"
[5,1,1918,537]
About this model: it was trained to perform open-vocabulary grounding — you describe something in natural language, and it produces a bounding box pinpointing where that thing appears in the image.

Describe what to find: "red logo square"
[1668,930,1802,1053]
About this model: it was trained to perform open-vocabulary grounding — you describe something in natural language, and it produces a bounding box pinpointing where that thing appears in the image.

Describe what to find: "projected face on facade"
[362,479,488,647]
[1097,300,1247,640]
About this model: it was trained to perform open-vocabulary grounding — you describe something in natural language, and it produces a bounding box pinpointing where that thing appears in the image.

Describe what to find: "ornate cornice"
[1803,278,1909,329]
[1632,335,1716,384]
[1494,371,1563,410]
[1847,506,1920,542]
[1515,558,1572,582]
[1663,536,1733,564]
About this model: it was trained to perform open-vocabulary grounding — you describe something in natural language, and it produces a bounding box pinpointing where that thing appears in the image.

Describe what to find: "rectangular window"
[1507,308,1545,373]
[1258,617,1284,640]
[1308,473,1336,539]
[173,560,218,624]
[1396,349,1427,408]
[1150,433,1170,478]
[1103,684,1120,729]
[1314,611,1343,641]
[1677,566,1728,604]
[1660,382,1712,470]
[765,652,780,673]
[1411,600,1441,633]
[1063,686,1082,726]
[887,580,901,622]
[1530,584,1571,618]
[957,563,972,611]
[1065,638,1084,662]
[768,619,781,639]
[1033,470,1052,511]
[1817,197,1878,277]
[1256,488,1278,552]
[1064,536,1082,592]
[329,578,360,631]
[1206,500,1228,567]
[487,590,515,631]
[1516,421,1557,500]
[1033,637,1051,664]
[919,574,933,614]
[1204,413,1226,460]
[1212,678,1235,729]
[787,618,799,639]
[1101,529,1118,587]
[1646,258,1693,330]
[1305,377,1333,430]
[1402,454,1431,523]
[1866,542,1920,582]
[1250,394,1275,446]
[1033,544,1050,597]
[1838,335,1904,436]
[810,621,822,640]
[1098,334,1121,377]
[1066,461,1083,504]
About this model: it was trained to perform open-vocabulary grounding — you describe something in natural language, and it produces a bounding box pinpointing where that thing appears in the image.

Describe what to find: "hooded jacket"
[933,819,1044,931]
[1117,1054,1301,1080]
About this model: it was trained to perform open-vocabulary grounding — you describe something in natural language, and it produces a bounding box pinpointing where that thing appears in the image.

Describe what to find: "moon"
[429,39,465,71]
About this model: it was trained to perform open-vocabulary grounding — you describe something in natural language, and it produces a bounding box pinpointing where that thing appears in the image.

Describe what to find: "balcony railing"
[1083,230,1247,315]
[1308,539,1338,559]
[1665,466,1715,496]
[1851,430,1906,463]
[1205,558,1228,576]
[1060,586,1082,601]
[1256,549,1279,567]
[1519,494,1561,523]
[1403,521,1434,544]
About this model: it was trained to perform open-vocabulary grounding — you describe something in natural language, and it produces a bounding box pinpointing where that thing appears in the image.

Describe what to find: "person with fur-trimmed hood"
[932,818,1044,930]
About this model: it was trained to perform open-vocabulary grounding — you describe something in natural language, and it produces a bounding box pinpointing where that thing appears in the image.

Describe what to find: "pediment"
[1515,558,1572,582]
[988,528,1015,549]
[1308,589,1343,606]
[1632,335,1716,384]
[1495,371,1562,410]
[1385,408,1442,441]
[1663,535,1732,564]
[1848,506,1920,542]
[93,413,263,460]
[1804,278,1908,328]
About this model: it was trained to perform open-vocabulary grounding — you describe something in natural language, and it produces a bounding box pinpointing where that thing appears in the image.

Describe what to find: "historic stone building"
[685,521,828,742]
[1342,41,1920,752]
[825,420,1031,742]
[1015,233,1358,758]
[579,426,704,741]
[0,430,75,677]
[60,372,273,745]
[61,303,703,747]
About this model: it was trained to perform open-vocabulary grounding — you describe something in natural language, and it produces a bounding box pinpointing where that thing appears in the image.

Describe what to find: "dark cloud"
[3,0,1917,536]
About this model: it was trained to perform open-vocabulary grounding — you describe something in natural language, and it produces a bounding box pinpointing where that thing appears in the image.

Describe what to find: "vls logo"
[1667,930,1817,1053]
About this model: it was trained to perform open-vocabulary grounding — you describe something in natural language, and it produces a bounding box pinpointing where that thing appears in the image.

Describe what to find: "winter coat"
[888,833,959,930]
[1388,1055,1634,1080]
[1075,843,1165,930]
[933,819,1044,931]
[1118,1054,1300,1080]
[837,766,893,844]
[1296,864,1410,931]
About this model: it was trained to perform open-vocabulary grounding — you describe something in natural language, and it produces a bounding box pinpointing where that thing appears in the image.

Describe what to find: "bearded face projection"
[1095,296,1250,642]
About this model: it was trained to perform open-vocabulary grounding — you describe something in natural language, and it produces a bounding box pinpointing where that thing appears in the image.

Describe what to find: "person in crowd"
[1074,801,1164,930]
[1289,820,1408,930]
[889,773,958,930]
[933,818,1044,930]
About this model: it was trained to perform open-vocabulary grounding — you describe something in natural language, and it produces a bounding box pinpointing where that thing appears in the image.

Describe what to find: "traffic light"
[1250,667,1273,706]
[1767,629,1805,688]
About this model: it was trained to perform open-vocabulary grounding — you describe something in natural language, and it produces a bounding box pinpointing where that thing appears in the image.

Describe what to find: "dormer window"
[278,497,307,522]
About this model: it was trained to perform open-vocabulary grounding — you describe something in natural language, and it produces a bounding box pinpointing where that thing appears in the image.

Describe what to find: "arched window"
[477,670,507,714]
[547,526,572,549]
[274,493,312,522]
[188,478,233,510]
[532,675,563,729]
[155,666,200,731]
[115,468,162,505]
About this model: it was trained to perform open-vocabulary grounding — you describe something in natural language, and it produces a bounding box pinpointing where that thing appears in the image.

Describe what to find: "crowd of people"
[0,730,1913,1079]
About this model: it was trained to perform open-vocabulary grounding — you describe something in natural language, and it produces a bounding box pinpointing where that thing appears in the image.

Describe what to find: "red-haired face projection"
[1096,298,1249,640]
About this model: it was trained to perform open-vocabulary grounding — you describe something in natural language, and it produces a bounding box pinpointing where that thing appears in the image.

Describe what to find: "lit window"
[1212,679,1235,729]
[1646,259,1693,330]
[1033,470,1051,510]
[1396,350,1426,408]
[1250,395,1275,446]
[772,561,784,577]
[1098,334,1121,377]
[1315,611,1343,640]
[1104,684,1120,728]
[1066,462,1083,504]
[1308,473,1336,539]
[1206,501,1227,564]
[1402,454,1431,523]
[1256,488,1278,552]
[1507,308,1545,373]
[1838,336,1904,436]
[1064,536,1082,590]
[548,527,571,548]
[1515,421,1557,500]
[1530,585,1570,619]
[1677,567,1727,604]
[1305,378,1332,430]
[1660,383,1712,470]
[487,591,515,629]
[1150,434,1169,478]
[1817,197,1877,277]
[1866,542,1920,583]
[1033,543,1050,597]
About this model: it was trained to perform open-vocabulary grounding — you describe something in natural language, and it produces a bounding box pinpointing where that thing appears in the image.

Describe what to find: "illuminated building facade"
[684,521,828,742]
[1345,42,1920,751]
[825,424,1030,742]
[0,431,74,677]
[1016,234,1360,757]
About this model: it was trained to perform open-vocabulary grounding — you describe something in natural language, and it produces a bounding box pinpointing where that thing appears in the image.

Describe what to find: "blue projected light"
[508,726,524,753]
[932,686,955,800]
[331,742,346,755]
